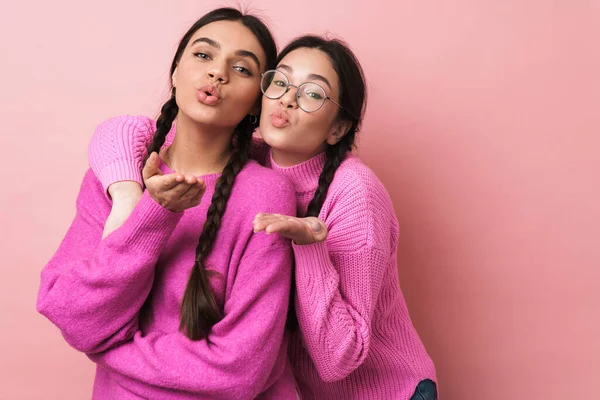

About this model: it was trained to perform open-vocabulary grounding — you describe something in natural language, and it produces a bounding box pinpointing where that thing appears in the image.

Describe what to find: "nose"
[279,86,299,109]
[207,62,229,84]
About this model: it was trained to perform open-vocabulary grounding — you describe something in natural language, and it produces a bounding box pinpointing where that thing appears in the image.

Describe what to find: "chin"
[260,133,293,152]
[258,127,280,143]
[181,107,227,126]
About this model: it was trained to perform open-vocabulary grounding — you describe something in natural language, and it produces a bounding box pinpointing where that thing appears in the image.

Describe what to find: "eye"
[234,66,252,76]
[193,52,211,60]
[274,80,286,87]
[307,91,324,100]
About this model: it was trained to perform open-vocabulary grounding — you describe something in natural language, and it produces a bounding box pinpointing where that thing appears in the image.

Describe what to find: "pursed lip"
[269,109,291,128]
[196,84,222,105]
[270,109,290,121]
[198,84,221,98]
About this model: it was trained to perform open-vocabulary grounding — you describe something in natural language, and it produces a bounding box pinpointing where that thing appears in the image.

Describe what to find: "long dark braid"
[180,117,254,340]
[285,137,353,330]
[277,36,367,330]
[275,35,366,216]
[148,94,178,156]
[305,135,353,217]
[137,94,179,323]
[139,8,276,341]
[144,103,255,340]
[286,136,354,331]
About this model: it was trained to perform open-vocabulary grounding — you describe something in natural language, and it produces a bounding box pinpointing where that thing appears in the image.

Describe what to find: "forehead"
[278,48,339,89]
[189,20,266,59]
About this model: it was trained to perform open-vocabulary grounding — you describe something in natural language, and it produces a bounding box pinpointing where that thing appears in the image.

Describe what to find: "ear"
[171,67,178,89]
[326,119,352,145]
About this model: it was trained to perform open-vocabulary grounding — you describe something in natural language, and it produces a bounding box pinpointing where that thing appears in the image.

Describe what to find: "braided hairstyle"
[276,36,367,329]
[148,8,277,340]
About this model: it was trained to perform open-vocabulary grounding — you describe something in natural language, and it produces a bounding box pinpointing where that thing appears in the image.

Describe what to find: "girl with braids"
[37,8,301,400]
[87,36,437,399]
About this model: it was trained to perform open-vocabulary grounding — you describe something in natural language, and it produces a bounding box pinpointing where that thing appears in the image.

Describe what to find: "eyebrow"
[278,64,332,89]
[191,37,261,69]
[192,37,220,48]
[236,50,261,69]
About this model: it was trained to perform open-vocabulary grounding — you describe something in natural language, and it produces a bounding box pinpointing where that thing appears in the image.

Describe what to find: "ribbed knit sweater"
[87,115,437,399]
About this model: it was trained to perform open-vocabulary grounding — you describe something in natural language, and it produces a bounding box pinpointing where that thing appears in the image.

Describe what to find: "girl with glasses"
[86,34,437,399]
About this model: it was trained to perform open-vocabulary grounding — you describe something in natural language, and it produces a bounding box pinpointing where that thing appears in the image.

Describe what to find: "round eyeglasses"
[260,69,344,114]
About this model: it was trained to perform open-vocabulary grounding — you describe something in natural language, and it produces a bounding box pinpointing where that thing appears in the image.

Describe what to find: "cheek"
[175,61,197,85]
[173,71,199,106]
[260,97,278,118]
[174,84,195,110]
[299,112,333,138]
[232,80,260,105]
[261,95,273,108]
[275,115,328,151]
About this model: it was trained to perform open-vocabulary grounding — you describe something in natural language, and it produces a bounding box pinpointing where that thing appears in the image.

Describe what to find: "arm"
[88,115,155,238]
[292,240,389,382]
[37,170,182,354]
[102,181,143,238]
[253,207,390,382]
[88,115,199,238]
[88,115,169,194]
[88,235,294,399]
[290,176,395,382]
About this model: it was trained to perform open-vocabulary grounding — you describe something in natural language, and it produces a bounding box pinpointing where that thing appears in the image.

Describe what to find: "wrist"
[108,181,143,201]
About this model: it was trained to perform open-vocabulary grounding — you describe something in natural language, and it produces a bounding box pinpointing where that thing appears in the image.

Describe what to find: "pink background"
[1,0,598,399]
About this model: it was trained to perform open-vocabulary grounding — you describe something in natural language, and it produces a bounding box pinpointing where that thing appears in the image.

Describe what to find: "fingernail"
[311,222,322,232]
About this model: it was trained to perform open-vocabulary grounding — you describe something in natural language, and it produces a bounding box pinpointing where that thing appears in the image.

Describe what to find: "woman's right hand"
[143,152,206,213]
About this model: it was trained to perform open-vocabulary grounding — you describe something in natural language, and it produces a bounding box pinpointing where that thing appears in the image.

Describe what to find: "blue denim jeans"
[409,379,438,400]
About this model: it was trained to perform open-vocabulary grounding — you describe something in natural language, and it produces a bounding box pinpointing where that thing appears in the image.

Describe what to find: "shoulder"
[328,155,393,210]
[322,155,398,251]
[233,160,296,215]
[90,115,156,157]
[94,115,156,134]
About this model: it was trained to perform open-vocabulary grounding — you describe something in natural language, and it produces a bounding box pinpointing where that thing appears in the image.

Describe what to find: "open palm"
[253,213,328,245]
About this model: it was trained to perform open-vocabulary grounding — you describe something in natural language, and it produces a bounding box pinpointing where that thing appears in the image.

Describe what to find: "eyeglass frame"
[260,69,346,114]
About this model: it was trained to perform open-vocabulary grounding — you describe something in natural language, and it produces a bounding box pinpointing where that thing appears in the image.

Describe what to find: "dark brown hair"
[276,36,367,329]
[147,8,277,340]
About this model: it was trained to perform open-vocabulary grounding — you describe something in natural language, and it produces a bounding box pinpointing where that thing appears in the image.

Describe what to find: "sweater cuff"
[292,241,337,277]
[115,190,182,249]
[96,159,144,198]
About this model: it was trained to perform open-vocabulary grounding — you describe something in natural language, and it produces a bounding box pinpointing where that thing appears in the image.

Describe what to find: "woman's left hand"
[253,213,328,245]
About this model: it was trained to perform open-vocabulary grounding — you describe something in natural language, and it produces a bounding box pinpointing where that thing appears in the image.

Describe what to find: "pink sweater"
[37,152,299,398]
[88,115,437,399]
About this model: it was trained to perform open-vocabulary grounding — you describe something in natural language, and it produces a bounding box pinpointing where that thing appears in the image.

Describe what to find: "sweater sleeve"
[36,169,183,354]
[88,235,294,399]
[88,115,175,195]
[290,171,396,382]
[292,243,388,382]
